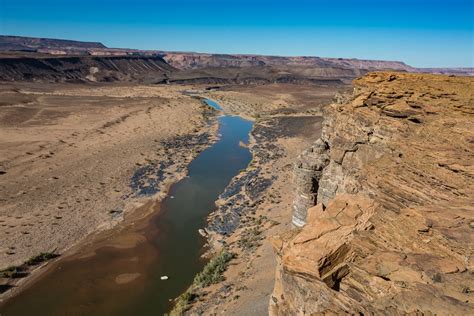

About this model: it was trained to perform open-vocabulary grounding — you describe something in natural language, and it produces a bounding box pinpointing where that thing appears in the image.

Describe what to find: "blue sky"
[1,0,472,67]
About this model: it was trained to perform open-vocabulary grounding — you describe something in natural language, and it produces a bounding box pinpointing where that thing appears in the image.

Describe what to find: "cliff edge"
[271,72,474,314]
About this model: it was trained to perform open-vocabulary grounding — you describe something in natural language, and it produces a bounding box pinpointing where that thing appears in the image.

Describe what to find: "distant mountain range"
[0,35,106,51]
[0,35,472,83]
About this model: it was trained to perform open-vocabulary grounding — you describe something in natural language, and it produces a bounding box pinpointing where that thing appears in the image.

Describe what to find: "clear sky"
[0,0,472,67]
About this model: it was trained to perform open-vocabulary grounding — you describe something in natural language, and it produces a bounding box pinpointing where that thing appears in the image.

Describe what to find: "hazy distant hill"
[0,35,106,52]
[417,67,474,76]
[161,53,416,72]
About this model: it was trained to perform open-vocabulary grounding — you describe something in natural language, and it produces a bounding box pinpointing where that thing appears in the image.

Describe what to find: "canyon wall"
[271,72,474,314]
[162,53,416,72]
[1,36,473,84]
[0,35,415,84]
[0,55,175,82]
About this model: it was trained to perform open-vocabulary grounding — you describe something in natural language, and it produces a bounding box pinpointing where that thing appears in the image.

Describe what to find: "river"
[1,99,253,315]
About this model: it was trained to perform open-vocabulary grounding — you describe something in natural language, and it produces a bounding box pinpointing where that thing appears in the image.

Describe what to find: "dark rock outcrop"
[0,55,175,82]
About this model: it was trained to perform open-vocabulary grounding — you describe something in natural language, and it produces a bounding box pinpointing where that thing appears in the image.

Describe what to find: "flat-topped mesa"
[291,139,329,227]
[272,72,474,315]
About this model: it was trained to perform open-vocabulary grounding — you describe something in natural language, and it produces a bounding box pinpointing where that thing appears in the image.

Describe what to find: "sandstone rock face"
[272,72,474,315]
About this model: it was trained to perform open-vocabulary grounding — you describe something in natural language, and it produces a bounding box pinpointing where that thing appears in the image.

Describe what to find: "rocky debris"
[207,116,291,235]
[130,132,211,196]
[129,161,170,196]
[271,72,474,315]
[208,168,265,235]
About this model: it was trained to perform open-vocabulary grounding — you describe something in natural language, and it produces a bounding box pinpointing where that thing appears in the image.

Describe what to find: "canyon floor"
[0,81,348,311]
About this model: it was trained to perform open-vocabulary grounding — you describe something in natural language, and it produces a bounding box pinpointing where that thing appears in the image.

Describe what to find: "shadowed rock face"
[0,55,175,82]
[272,72,474,315]
[292,139,329,227]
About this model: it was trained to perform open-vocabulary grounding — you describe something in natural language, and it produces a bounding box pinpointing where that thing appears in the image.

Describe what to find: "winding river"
[2,99,253,315]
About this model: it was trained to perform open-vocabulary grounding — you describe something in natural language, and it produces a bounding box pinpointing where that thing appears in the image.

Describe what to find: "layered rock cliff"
[271,72,474,314]
[162,53,416,72]
[2,36,472,84]
[0,55,175,82]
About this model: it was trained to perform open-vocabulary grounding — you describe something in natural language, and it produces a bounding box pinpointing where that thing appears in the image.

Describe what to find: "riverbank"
[179,83,345,315]
[0,83,218,303]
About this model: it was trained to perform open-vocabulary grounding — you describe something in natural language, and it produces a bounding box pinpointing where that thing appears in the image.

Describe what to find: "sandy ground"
[0,83,216,290]
[202,83,350,119]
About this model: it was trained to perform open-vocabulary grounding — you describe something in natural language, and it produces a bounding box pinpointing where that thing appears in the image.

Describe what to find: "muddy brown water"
[1,100,253,315]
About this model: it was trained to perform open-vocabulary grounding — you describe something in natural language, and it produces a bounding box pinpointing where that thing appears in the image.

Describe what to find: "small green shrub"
[238,227,262,250]
[0,252,59,283]
[0,266,27,278]
[168,250,234,315]
[25,252,59,266]
[168,289,196,316]
[193,250,234,287]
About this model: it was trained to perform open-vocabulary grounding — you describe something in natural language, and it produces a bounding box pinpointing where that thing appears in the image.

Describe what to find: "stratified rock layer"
[271,72,474,315]
[292,139,329,226]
